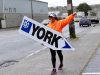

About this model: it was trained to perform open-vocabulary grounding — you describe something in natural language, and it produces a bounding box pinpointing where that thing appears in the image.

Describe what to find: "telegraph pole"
[31,0,34,19]
[67,0,76,38]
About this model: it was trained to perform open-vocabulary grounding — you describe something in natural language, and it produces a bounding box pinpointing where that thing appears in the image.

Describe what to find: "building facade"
[0,0,48,28]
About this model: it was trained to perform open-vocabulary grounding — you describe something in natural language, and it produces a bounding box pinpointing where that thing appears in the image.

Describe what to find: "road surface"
[0,22,95,68]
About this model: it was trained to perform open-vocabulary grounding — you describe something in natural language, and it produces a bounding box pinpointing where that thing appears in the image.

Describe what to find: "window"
[4,8,8,11]
[13,8,16,13]
[9,8,12,13]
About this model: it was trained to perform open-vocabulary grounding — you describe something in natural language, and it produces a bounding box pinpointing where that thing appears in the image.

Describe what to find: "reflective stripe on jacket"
[48,14,75,32]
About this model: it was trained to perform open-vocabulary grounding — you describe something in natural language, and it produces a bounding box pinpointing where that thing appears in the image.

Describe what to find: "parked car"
[79,17,91,27]
[90,18,99,24]
[61,13,68,19]
[74,12,85,22]
[41,19,50,26]
[74,15,83,22]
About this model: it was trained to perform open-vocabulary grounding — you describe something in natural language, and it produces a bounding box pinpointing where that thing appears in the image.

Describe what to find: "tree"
[77,3,92,16]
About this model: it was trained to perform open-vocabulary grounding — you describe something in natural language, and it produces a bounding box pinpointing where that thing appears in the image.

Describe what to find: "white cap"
[49,13,57,18]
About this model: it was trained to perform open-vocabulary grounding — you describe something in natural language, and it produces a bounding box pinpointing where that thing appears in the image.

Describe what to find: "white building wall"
[0,0,3,19]
[0,0,48,28]
[3,0,31,13]
[0,0,3,13]
[32,1,48,14]
[32,1,48,22]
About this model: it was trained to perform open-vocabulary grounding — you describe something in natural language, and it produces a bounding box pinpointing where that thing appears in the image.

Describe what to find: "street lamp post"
[67,0,76,38]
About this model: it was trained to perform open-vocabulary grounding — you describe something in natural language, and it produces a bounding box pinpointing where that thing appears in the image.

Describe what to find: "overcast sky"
[38,0,100,7]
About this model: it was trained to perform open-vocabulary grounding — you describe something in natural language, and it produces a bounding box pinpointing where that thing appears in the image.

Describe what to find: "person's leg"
[50,49,57,75]
[57,50,63,70]
[50,48,56,68]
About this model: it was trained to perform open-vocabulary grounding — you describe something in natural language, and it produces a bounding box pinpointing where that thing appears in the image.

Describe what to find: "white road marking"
[26,46,47,58]
[82,72,100,75]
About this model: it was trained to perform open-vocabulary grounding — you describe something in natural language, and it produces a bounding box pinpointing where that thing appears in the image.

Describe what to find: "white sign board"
[19,16,74,51]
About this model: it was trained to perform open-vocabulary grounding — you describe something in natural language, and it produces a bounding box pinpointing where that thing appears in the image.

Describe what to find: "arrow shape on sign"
[19,16,75,51]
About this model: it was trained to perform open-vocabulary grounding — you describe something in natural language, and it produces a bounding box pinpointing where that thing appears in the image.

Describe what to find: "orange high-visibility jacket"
[48,14,75,32]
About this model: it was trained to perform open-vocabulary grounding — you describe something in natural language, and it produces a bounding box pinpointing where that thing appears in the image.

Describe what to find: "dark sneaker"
[51,68,57,75]
[58,64,63,70]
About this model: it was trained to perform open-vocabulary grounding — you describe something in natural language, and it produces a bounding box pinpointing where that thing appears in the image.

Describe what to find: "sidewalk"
[0,25,100,75]
[82,46,100,75]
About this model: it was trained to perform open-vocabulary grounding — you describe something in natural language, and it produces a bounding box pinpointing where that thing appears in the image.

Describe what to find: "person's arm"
[60,12,76,28]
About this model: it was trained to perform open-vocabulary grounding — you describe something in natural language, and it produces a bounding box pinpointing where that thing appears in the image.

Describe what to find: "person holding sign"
[48,12,76,75]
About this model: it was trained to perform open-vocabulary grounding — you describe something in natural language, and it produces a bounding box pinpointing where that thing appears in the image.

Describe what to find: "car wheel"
[88,24,91,26]
[97,20,99,24]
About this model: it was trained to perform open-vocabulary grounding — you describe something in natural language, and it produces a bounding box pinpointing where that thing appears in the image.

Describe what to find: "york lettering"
[32,24,40,36]
[32,24,61,48]
[37,28,45,39]
[51,34,61,48]
[44,30,55,44]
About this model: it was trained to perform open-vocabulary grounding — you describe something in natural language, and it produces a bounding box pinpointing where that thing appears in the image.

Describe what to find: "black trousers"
[50,48,63,68]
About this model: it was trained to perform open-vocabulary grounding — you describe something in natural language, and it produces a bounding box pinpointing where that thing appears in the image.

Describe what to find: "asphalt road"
[0,22,95,68]
[0,29,46,65]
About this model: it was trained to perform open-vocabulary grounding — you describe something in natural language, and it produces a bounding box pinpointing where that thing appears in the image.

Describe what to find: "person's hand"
[73,12,77,16]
